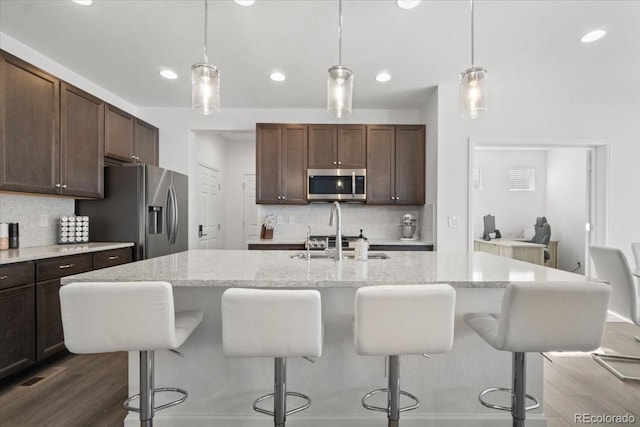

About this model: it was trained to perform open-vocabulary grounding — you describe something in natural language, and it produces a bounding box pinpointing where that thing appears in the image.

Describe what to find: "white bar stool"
[464,281,611,427]
[354,284,456,427]
[60,281,203,427]
[221,288,323,427]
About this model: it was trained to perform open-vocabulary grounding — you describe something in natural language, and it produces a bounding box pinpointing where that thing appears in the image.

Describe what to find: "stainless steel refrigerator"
[76,164,188,260]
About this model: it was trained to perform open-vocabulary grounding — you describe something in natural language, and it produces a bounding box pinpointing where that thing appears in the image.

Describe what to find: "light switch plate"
[448,216,460,228]
[39,214,48,227]
[276,215,285,225]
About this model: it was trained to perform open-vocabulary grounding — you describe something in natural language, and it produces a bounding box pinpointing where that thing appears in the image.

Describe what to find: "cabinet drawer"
[0,262,35,291]
[93,247,132,270]
[36,254,93,281]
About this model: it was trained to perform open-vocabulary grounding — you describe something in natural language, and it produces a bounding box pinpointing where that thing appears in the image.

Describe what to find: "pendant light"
[327,0,353,119]
[192,0,220,115]
[460,0,487,119]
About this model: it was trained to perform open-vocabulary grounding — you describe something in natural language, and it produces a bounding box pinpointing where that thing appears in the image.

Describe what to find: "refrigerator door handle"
[166,186,174,244]
[170,185,179,245]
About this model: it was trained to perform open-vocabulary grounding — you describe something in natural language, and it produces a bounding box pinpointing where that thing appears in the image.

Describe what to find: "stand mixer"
[400,213,418,240]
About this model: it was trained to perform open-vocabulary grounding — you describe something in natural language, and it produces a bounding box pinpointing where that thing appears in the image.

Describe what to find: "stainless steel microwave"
[307,168,366,201]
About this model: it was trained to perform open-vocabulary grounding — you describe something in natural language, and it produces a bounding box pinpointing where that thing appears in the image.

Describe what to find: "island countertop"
[60,249,588,288]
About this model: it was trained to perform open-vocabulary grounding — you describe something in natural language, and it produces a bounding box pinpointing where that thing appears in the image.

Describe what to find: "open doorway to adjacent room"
[467,139,609,276]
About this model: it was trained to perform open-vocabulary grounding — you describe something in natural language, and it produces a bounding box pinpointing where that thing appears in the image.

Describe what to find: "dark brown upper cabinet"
[105,104,158,166]
[0,51,60,194]
[0,52,104,198]
[308,124,366,169]
[60,82,105,198]
[134,118,159,166]
[366,125,425,205]
[104,104,134,162]
[256,123,307,204]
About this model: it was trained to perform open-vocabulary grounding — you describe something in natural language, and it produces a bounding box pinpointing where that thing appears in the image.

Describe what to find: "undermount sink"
[289,252,390,260]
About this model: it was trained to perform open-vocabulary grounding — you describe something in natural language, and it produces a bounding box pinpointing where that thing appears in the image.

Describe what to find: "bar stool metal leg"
[388,355,400,427]
[274,357,286,427]
[140,350,155,427]
[512,352,525,427]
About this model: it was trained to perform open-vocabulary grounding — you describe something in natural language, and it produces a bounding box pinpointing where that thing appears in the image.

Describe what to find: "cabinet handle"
[62,184,67,189]
[0,275,7,280]
[131,156,137,160]
[337,161,342,165]
[55,183,62,188]
[282,196,286,199]
[396,196,400,200]
[59,264,75,269]
[108,256,119,260]
[333,161,337,165]
[391,196,395,200]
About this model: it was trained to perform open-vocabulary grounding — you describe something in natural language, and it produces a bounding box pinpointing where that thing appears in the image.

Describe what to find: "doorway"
[467,139,609,276]
[242,174,258,248]
[197,162,220,249]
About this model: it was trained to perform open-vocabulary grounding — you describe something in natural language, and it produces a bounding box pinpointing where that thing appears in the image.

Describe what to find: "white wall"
[435,81,640,263]
[419,88,438,244]
[546,148,588,273]
[223,138,256,249]
[472,150,547,238]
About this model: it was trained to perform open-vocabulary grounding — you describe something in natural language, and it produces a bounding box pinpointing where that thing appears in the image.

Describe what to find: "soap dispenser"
[355,229,369,260]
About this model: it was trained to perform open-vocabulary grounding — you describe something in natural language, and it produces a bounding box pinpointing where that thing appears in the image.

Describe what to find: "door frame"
[467,138,610,276]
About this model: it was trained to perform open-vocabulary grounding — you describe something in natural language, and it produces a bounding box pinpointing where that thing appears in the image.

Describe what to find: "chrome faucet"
[329,201,342,261]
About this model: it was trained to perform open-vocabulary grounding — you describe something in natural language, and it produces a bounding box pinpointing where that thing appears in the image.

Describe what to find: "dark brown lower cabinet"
[0,284,36,379]
[36,279,65,361]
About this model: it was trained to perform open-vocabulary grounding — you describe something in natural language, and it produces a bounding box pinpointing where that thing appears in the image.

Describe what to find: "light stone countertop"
[61,249,589,289]
[246,238,434,246]
[0,242,134,265]
[474,238,546,248]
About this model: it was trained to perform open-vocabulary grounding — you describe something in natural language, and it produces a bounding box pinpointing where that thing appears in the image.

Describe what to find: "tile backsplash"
[258,204,429,241]
[0,193,75,248]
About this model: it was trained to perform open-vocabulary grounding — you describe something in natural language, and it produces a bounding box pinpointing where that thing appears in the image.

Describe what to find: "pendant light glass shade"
[460,66,487,119]
[460,0,487,119]
[327,65,353,119]
[191,63,220,115]
[192,0,219,115]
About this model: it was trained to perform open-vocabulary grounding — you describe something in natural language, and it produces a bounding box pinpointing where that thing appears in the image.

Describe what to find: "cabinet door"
[36,278,65,361]
[0,51,60,194]
[134,118,159,166]
[104,104,134,162]
[60,82,105,198]
[337,125,366,168]
[308,124,337,168]
[0,284,36,380]
[395,125,425,205]
[256,124,282,203]
[366,125,395,204]
[281,124,307,204]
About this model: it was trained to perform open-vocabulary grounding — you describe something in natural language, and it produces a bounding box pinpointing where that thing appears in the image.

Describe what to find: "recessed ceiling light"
[270,72,286,82]
[234,0,255,6]
[396,0,420,10]
[580,29,606,43]
[160,69,178,80]
[72,0,93,5]
[375,72,391,83]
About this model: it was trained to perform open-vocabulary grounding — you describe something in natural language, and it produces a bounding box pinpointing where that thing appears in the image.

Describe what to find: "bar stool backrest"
[495,281,610,352]
[221,288,323,358]
[60,281,177,353]
[631,242,640,272]
[590,245,639,325]
[354,284,456,356]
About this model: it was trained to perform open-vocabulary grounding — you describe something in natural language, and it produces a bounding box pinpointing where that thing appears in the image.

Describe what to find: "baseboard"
[125,413,548,427]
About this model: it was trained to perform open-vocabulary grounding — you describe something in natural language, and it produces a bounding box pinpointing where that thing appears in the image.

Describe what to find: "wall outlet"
[288,216,295,225]
[39,214,48,227]
[448,216,460,228]
[276,215,285,225]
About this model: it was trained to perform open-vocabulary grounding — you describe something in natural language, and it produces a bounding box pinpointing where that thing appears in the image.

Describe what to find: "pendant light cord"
[470,0,474,67]
[338,0,343,65]
[203,0,209,64]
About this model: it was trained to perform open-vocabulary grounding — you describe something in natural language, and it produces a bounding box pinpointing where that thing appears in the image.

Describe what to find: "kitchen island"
[62,250,590,427]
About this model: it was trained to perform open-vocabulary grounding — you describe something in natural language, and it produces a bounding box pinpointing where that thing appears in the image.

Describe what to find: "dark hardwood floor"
[1,323,640,426]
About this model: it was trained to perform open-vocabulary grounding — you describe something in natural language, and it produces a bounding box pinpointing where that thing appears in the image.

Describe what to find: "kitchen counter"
[60,249,585,288]
[62,249,580,427]
[246,237,434,246]
[0,242,134,265]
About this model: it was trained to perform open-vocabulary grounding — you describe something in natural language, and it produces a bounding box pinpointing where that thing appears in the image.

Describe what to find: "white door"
[242,174,259,248]
[198,163,220,249]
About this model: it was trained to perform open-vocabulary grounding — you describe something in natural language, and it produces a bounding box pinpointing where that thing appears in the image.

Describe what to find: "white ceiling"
[1,0,638,110]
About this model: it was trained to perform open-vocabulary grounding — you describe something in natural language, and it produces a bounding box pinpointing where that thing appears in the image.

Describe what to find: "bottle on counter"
[354,229,369,261]
[8,223,19,249]
[0,223,8,250]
